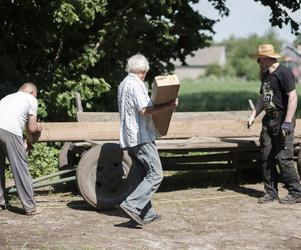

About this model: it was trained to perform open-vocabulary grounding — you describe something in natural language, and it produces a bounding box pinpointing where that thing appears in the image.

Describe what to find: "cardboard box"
[151,74,180,136]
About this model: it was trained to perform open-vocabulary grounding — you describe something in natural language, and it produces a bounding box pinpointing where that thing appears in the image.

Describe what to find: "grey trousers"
[0,128,36,211]
[121,141,163,222]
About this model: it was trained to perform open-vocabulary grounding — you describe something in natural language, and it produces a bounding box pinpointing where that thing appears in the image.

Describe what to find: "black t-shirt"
[260,64,296,111]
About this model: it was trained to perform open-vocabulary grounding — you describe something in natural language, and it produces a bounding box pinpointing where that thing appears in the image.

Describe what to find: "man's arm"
[27,115,42,134]
[24,115,42,150]
[251,96,264,118]
[140,98,178,116]
[247,96,264,128]
[285,89,297,123]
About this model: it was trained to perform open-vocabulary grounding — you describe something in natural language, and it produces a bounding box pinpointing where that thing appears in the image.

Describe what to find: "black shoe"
[0,203,6,210]
[118,204,144,226]
[258,194,278,204]
[279,194,301,204]
[144,214,162,225]
[127,220,143,228]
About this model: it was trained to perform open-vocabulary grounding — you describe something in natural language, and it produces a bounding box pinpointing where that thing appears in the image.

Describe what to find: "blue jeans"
[121,141,163,222]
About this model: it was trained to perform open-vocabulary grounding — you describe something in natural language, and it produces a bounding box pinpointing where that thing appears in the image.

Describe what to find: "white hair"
[125,54,150,74]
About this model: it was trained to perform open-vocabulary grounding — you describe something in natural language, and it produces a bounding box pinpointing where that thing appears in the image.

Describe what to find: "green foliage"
[27,143,60,178]
[254,0,301,33]
[178,76,260,111]
[221,32,282,80]
[205,64,224,77]
[205,63,235,78]
[4,162,12,179]
[54,3,80,25]
[179,77,301,117]
[4,143,59,180]
[1,1,299,120]
[0,0,224,120]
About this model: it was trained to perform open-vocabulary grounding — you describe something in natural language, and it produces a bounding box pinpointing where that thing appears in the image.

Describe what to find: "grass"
[178,76,301,117]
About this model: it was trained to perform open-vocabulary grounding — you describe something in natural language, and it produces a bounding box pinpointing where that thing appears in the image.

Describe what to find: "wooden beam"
[35,122,120,142]
[76,112,119,122]
[37,120,260,142]
[75,110,259,122]
[34,118,301,142]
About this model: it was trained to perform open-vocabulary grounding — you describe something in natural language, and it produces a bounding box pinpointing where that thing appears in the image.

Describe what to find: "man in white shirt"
[117,54,178,226]
[0,82,42,215]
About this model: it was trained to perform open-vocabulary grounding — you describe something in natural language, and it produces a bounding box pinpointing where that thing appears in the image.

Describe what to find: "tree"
[254,0,301,34]
[0,0,217,120]
[293,34,301,47]
[222,32,283,80]
[0,0,300,120]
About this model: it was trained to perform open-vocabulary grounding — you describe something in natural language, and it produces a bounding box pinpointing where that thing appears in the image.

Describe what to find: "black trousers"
[260,113,301,197]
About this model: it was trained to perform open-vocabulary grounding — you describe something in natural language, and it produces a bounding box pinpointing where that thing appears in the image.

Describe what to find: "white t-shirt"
[0,91,38,137]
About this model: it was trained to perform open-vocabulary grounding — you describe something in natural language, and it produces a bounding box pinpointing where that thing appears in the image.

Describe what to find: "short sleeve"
[280,68,296,93]
[28,96,38,116]
[132,83,151,112]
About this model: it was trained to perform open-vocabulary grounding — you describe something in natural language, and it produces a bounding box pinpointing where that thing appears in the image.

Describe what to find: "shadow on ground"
[159,168,262,193]
[6,167,263,213]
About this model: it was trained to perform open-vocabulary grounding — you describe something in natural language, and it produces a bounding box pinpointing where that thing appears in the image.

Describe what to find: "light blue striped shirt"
[118,73,157,148]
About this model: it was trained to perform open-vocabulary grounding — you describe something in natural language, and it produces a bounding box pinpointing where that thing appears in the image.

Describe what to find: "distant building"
[172,46,226,80]
[282,45,301,83]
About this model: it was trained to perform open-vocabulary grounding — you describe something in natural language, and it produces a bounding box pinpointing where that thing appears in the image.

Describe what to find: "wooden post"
[75,92,83,112]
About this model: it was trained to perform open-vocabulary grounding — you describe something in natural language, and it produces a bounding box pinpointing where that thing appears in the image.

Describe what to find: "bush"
[27,143,60,178]
[4,143,59,180]
[205,64,224,77]
[205,64,236,78]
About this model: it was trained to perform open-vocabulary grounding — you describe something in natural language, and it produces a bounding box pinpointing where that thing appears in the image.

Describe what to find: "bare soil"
[1,174,301,250]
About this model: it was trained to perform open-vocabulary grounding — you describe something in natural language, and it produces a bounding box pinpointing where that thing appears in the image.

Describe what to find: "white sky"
[192,0,301,44]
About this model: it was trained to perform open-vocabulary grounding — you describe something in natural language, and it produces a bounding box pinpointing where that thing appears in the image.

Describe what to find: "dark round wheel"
[76,143,137,210]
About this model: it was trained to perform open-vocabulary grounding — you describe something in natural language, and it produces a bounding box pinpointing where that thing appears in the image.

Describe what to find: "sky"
[193,0,301,44]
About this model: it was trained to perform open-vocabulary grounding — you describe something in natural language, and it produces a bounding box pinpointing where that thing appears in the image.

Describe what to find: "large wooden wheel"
[76,143,137,210]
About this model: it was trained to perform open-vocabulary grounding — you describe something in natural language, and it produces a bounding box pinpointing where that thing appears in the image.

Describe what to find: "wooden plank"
[34,119,301,142]
[75,111,263,122]
[35,122,120,142]
[36,120,258,142]
[76,112,119,122]
[151,74,180,136]
[171,111,264,121]
[166,119,262,138]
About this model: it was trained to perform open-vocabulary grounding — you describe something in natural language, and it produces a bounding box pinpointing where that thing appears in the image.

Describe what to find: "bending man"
[0,83,42,214]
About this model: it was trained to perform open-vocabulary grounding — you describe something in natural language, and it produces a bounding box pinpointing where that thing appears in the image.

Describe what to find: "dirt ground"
[1,176,301,250]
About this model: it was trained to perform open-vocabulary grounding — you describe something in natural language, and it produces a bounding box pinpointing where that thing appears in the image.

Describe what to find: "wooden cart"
[27,95,301,210]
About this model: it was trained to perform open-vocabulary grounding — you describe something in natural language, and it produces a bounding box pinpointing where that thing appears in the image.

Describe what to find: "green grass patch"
[178,76,301,117]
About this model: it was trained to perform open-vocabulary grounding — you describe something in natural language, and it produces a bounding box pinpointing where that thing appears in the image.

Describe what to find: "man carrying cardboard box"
[117,54,178,227]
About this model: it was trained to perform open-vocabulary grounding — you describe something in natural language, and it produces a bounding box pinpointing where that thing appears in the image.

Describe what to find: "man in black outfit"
[248,44,301,204]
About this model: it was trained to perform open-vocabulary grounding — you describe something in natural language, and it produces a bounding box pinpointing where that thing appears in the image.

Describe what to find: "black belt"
[266,110,284,118]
